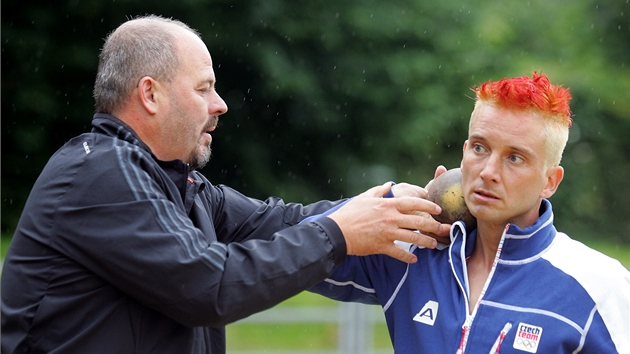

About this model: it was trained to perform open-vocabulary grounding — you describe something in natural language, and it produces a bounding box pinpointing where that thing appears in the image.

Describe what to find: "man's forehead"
[174,32,215,75]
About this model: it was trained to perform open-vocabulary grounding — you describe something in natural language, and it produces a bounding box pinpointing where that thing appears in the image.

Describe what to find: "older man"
[1,15,449,354]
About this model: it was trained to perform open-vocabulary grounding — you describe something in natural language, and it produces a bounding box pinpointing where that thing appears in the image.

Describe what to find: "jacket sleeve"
[46,141,348,327]
[581,258,630,353]
[203,179,349,245]
[299,194,407,307]
[308,255,382,305]
[306,241,414,308]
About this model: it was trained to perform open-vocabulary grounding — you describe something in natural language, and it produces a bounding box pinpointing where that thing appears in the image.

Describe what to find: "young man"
[0,15,449,354]
[310,73,630,353]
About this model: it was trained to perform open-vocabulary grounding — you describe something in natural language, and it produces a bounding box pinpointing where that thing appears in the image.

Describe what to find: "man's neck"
[465,222,505,313]
[471,222,505,268]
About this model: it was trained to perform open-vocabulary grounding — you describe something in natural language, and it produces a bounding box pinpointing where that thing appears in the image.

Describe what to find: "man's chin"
[189,148,211,171]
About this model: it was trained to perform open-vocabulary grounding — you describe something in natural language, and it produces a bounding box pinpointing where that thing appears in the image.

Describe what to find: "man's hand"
[388,166,453,245]
[328,182,449,264]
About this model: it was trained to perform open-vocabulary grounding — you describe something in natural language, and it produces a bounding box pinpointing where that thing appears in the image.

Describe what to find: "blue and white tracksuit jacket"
[309,199,630,353]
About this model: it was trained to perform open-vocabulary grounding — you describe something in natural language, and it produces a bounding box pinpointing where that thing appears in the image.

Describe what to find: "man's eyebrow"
[468,133,486,141]
[469,133,534,156]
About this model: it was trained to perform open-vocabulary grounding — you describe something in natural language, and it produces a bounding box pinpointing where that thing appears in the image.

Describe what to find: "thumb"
[434,165,447,179]
[358,182,393,198]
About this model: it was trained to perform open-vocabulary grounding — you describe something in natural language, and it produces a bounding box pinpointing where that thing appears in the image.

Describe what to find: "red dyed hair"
[472,72,572,127]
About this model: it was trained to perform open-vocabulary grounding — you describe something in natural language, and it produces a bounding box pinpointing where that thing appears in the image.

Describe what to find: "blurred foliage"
[2,0,629,244]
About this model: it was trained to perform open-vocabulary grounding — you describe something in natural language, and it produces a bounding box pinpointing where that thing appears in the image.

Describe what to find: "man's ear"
[460,140,468,169]
[137,76,160,115]
[540,165,564,199]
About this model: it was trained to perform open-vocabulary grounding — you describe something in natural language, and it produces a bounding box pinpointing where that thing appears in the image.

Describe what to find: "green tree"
[2,0,629,244]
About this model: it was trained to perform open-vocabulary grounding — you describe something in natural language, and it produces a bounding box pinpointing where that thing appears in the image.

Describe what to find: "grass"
[225,291,393,351]
[226,319,393,351]
[277,290,336,307]
[227,322,338,351]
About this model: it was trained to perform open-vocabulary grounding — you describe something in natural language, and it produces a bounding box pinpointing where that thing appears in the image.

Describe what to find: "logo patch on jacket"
[513,322,543,353]
[413,300,439,326]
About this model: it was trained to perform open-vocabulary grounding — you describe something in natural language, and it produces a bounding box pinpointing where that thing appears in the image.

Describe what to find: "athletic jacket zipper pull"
[457,322,471,354]
[489,322,513,354]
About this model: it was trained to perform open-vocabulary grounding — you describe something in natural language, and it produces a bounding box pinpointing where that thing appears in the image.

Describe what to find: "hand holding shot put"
[328,182,449,263]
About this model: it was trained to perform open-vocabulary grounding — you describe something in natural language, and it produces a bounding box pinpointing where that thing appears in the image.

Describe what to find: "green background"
[2,0,629,351]
[3,0,629,246]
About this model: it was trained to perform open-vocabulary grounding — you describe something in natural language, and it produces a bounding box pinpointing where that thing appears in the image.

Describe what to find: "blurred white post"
[337,302,370,354]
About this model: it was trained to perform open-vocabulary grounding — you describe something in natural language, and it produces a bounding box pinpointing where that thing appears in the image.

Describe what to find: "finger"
[426,165,448,189]
[434,165,447,179]
[390,183,427,198]
[357,182,393,198]
[425,222,451,237]
[403,212,452,238]
[397,213,446,236]
[390,229,438,250]
[393,197,442,215]
[381,243,418,264]
[420,231,451,245]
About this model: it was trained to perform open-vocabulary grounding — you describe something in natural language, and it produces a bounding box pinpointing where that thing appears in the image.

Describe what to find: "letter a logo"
[413,300,439,326]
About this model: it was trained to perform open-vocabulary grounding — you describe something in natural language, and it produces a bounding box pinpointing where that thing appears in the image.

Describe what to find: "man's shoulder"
[549,233,625,269]
[37,131,168,202]
[543,232,630,295]
[47,132,152,176]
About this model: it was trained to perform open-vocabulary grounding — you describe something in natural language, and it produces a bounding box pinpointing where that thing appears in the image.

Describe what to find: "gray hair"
[93,15,200,114]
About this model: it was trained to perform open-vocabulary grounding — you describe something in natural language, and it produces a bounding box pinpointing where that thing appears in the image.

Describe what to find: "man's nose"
[210,91,228,116]
[479,154,501,183]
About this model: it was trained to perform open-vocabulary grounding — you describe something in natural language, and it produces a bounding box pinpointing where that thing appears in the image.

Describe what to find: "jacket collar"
[91,113,204,205]
[92,113,150,152]
[498,199,556,263]
[450,199,557,263]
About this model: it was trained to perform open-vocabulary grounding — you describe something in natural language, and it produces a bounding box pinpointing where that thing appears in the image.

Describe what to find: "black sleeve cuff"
[314,216,347,266]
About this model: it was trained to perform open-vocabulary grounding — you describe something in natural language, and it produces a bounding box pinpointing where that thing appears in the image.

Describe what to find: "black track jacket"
[1,113,347,353]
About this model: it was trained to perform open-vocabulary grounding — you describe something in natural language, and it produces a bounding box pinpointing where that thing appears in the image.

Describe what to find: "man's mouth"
[201,117,217,138]
[474,189,499,201]
[203,117,218,134]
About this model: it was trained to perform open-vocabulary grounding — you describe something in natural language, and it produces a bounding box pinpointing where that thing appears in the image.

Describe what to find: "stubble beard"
[188,117,218,171]
[189,143,211,171]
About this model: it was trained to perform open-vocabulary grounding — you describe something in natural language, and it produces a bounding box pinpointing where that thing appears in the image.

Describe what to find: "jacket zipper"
[454,225,510,353]
[456,321,472,354]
